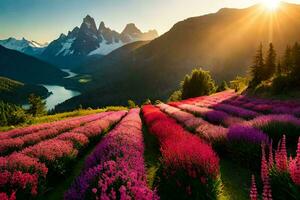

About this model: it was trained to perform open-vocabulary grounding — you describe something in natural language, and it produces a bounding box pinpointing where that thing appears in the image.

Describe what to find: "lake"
[41,69,80,110]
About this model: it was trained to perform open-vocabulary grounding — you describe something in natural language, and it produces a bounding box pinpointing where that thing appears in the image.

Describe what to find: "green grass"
[141,116,161,189]
[219,159,255,200]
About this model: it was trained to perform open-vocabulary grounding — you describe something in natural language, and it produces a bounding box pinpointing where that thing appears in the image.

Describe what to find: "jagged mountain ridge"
[41,15,158,67]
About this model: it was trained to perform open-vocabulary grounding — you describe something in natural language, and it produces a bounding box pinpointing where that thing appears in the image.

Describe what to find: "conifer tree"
[283,45,293,73]
[291,42,300,81]
[250,43,264,86]
[264,43,277,80]
[27,94,46,116]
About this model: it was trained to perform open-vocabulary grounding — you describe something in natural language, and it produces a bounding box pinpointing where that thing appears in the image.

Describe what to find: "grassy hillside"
[0,45,68,84]
[0,76,50,104]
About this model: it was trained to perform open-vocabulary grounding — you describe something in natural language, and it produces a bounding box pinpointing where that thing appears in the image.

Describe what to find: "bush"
[217,81,228,92]
[0,101,28,126]
[127,99,137,108]
[272,75,292,94]
[168,90,182,102]
[181,68,216,99]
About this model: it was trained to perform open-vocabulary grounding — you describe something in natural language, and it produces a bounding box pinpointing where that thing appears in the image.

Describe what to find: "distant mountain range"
[1,15,158,68]
[56,2,300,111]
[41,15,158,67]
[0,45,67,84]
[0,37,48,57]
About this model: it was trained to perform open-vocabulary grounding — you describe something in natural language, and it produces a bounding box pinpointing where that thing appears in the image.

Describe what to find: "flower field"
[1,90,300,199]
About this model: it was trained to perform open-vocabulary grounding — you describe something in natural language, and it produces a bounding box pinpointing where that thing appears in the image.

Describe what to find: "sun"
[262,0,281,10]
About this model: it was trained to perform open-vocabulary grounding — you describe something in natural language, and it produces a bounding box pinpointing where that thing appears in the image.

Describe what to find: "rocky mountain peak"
[121,23,142,36]
[81,15,97,34]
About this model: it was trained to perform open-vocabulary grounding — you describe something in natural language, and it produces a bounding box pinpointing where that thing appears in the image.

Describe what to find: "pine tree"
[250,43,265,87]
[264,43,277,80]
[291,42,300,81]
[276,59,282,76]
[27,94,47,116]
[283,45,293,74]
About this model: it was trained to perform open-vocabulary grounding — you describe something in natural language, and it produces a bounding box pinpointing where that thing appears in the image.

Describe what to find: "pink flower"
[92,188,97,194]
[250,175,258,200]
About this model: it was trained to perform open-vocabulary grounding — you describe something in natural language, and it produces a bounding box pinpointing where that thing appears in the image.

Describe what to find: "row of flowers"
[157,103,228,145]
[0,113,109,140]
[176,103,245,127]
[142,105,220,199]
[0,111,127,199]
[65,108,158,200]
[225,95,300,117]
[157,103,273,170]
[0,112,113,155]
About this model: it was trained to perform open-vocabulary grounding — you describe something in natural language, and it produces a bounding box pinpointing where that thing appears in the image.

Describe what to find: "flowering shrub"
[57,132,89,150]
[226,125,269,169]
[249,135,300,200]
[21,139,78,175]
[246,114,300,146]
[157,104,228,145]
[0,153,48,178]
[65,109,158,200]
[143,105,220,200]
[0,170,38,198]
[213,103,259,120]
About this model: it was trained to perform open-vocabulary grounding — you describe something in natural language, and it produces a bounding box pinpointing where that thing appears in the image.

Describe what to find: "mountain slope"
[57,3,300,111]
[0,76,50,104]
[0,45,68,84]
[41,15,158,68]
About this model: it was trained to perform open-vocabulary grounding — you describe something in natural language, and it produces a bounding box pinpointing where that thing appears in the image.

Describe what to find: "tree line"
[250,42,300,91]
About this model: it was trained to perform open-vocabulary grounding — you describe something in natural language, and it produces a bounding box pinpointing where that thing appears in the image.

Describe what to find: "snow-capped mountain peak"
[0,37,47,56]
[41,15,158,67]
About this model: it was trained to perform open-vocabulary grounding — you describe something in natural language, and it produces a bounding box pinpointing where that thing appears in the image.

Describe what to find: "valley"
[1,1,300,200]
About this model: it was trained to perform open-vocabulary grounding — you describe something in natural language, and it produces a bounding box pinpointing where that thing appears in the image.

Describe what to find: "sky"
[0,0,300,43]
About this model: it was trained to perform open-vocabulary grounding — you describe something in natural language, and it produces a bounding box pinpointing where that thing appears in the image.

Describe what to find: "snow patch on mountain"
[56,38,76,56]
[88,39,124,56]
[0,37,47,56]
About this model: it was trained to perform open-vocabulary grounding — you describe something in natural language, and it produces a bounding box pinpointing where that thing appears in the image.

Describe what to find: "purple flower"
[228,125,269,144]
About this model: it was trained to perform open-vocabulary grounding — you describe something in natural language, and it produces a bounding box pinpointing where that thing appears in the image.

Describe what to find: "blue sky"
[0,0,299,43]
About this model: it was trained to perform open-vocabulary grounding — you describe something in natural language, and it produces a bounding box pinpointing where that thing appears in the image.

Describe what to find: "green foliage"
[0,101,27,126]
[127,99,137,108]
[269,169,300,200]
[217,81,229,92]
[264,43,277,80]
[168,90,182,102]
[27,94,47,116]
[157,167,222,200]
[180,68,216,100]
[272,75,292,94]
[142,99,152,105]
[250,43,265,87]
[229,76,249,92]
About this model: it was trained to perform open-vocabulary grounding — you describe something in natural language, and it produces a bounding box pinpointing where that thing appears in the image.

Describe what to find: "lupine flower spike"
[262,175,272,200]
[250,175,258,200]
[261,144,268,182]
[268,140,274,168]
